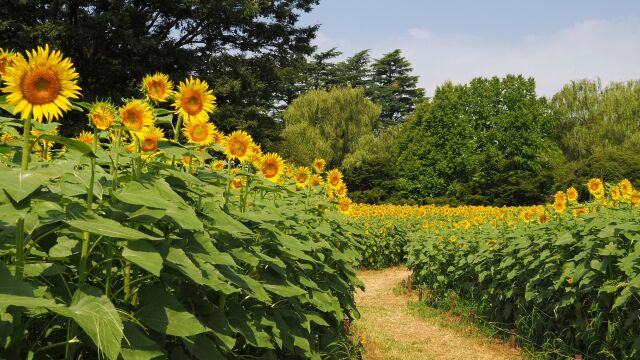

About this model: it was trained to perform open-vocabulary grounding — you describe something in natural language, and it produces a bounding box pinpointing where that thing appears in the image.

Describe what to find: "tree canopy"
[0,0,319,147]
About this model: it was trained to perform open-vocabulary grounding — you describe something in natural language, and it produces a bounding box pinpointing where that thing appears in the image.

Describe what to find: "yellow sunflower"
[566,187,578,203]
[183,119,216,146]
[249,144,263,168]
[295,166,311,188]
[142,72,174,103]
[32,140,53,160]
[1,133,17,144]
[338,197,353,214]
[313,158,326,173]
[0,48,21,79]
[310,174,324,187]
[139,126,165,152]
[231,176,247,190]
[172,76,216,122]
[610,186,620,201]
[75,130,93,145]
[587,178,604,198]
[2,45,81,122]
[260,152,284,183]
[554,191,565,203]
[631,191,640,206]
[553,200,566,213]
[119,99,154,133]
[537,212,549,224]
[212,129,226,146]
[89,102,116,130]
[225,130,253,162]
[335,181,348,198]
[327,169,343,189]
[212,160,225,171]
[619,179,633,199]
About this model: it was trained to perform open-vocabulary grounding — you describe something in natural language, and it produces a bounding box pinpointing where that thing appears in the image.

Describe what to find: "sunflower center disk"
[191,125,207,142]
[142,138,156,151]
[182,91,203,115]
[263,163,277,177]
[20,68,61,105]
[232,143,246,156]
[148,81,165,99]
[124,109,143,129]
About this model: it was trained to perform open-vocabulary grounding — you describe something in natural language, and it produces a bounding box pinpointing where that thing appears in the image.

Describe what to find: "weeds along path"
[353,267,521,360]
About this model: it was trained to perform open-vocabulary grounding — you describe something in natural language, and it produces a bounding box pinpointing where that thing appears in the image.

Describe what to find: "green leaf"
[122,240,163,276]
[120,322,165,360]
[39,135,96,158]
[65,205,161,241]
[0,168,54,203]
[52,286,123,360]
[136,285,209,337]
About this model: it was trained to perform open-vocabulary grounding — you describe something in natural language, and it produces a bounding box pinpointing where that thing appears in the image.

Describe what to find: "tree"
[279,87,380,167]
[342,123,403,203]
[0,0,319,147]
[304,47,342,90]
[551,79,640,161]
[334,50,371,90]
[369,49,425,126]
[396,76,558,205]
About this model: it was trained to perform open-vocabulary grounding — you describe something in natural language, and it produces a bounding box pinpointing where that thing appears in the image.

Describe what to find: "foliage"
[551,79,640,161]
[280,87,380,167]
[369,50,425,126]
[342,124,403,204]
[404,188,640,358]
[396,76,558,205]
[0,0,319,147]
[0,46,363,358]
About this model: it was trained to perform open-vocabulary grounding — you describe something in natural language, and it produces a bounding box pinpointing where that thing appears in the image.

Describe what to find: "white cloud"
[313,17,640,97]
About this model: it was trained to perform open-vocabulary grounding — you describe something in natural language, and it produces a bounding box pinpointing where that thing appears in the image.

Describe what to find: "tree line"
[4,1,640,205]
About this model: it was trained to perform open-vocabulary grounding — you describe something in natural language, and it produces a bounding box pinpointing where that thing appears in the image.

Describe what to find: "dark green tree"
[369,49,425,126]
[0,0,319,147]
[304,47,342,90]
[334,50,371,90]
[396,76,558,205]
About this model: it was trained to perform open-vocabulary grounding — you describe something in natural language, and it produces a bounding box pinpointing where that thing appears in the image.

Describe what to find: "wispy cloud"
[314,17,640,97]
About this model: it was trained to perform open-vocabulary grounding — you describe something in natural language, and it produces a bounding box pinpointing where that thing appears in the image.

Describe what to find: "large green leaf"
[120,322,165,360]
[65,205,161,240]
[52,286,123,360]
[136,285,209,337]
[122,240,163,276]
[0,168,55,203]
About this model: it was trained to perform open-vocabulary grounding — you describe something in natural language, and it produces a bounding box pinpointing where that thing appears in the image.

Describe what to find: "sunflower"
[0,48,21,79]
[173,77,216,122]
[231,176,246,190]
[610,186,620,201]
[183,119,216,146]
[89,102,116,130]
[249,144,263,168]
[566,187,578,203]
[327,169,343,189]
[338,197,353,214]
[225,130,253,162]
[2,45,81,122]
[139,126,165,152]
[587,178,604,198]
[75,130,93,145]
[310,174,324,187]
[335,181,348,198]
[1,133,17,144]
[260,153,284,183]
[573,207,589,216]
[554,191,565,203]
[119,99,154,133]
[553,200,566,213]
[212,160,225,171]
[631,191,640,206]
[313,158,326,173]
[212,129,226,146]
[619,179,633,199]
[537,212,549,224]
[295,166,311,188]
[142,72,173,103]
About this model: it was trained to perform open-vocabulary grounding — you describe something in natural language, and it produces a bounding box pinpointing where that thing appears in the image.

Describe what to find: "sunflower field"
[0,46,365,359]
[349,180,640,358]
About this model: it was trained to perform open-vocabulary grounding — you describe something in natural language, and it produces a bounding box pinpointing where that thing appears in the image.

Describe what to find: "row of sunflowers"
[0,45,363,359]
[349,179,640,358]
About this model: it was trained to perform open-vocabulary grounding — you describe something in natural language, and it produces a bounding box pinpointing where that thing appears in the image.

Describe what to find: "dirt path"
[353,267,521,360]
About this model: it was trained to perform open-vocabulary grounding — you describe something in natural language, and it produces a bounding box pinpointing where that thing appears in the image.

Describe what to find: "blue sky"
[300,1,640,96]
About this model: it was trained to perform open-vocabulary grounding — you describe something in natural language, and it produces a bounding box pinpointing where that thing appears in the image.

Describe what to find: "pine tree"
[370,50,425,126]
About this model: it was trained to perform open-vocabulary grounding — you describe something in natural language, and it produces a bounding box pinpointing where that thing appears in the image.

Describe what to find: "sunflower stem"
[173,116,183,143]
[224,159,233,206]
[123,261,131,304]
[111,128,122,190]
[21,118,32,171]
